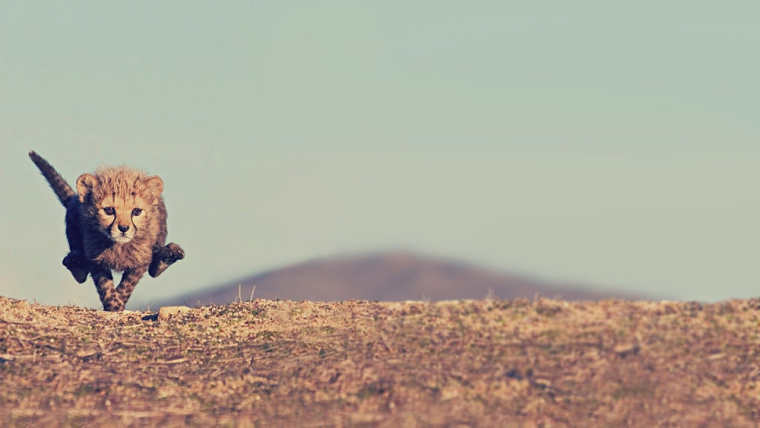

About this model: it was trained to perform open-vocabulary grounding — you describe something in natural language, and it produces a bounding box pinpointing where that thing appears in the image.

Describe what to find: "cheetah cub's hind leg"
[62,251,89,284]
[149,242,185,278]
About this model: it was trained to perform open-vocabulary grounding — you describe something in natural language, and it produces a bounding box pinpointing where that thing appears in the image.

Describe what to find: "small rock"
[440,386,460,401]
[76,349,99,359]
[614,343,640,357]
[158,306,192,321]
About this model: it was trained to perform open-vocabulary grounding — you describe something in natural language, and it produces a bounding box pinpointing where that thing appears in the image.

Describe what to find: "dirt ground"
[1,295,759,427]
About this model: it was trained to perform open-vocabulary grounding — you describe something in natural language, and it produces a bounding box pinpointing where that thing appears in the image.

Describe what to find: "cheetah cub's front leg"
[116,266,149,308]
[90,265,124,312]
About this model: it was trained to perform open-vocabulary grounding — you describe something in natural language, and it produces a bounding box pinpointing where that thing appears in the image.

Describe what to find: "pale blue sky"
[2,1,759,307]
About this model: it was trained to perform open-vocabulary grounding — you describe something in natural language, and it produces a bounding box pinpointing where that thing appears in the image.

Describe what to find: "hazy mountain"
[150,251,650,307]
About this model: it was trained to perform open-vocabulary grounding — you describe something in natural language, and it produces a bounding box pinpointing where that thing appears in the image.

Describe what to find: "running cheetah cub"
[29,151,185,311]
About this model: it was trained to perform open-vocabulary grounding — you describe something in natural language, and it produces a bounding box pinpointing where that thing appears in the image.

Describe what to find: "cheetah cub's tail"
[29,151,76,206]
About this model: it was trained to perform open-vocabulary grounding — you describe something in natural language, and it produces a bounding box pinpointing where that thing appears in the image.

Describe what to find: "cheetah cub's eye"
[103,207,115,215]
[132,208,143,216]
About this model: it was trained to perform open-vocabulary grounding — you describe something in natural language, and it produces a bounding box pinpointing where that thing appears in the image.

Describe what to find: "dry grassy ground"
[1,295,760,427]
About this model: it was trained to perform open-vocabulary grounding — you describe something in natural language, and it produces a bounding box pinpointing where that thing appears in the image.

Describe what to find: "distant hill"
[153,251,649,307]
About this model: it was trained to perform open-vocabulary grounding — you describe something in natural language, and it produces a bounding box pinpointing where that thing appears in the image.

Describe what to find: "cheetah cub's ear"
[143,176,164,205]
[76,173,98,203]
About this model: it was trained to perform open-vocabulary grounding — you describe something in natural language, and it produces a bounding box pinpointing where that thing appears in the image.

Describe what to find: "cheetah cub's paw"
[149,242,185,278]
[62,252,89,284]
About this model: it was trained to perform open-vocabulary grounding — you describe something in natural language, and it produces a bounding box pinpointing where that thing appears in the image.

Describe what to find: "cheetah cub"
[29,151,185,311]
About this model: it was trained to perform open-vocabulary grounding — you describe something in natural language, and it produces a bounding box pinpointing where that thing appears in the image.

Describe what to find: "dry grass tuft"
[1,296,760,426]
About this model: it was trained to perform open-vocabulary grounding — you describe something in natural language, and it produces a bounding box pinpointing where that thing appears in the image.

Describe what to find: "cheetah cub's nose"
[118,224,130,233]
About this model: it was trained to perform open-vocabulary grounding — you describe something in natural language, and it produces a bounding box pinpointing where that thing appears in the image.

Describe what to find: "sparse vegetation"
[1,296,760,426]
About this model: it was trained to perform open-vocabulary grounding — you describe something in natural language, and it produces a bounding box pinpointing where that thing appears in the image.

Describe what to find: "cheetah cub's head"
[76,167,163,244]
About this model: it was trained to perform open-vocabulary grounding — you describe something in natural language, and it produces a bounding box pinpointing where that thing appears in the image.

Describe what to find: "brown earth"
[2,295,759,427]
[151,251,649,308]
